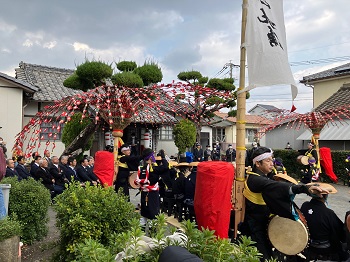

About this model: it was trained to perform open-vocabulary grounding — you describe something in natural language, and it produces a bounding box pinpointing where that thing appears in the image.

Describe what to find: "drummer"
[305,141,318,164]
[300,157,317,184]
[134,148,170,222]
[115,144,142,200]
[300,183,348,261]
[241,147,325,261]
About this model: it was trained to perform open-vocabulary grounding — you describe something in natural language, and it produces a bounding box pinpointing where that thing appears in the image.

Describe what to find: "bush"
[0,214,22,242]
[77,215,262,261]
[1,177,51,244]
[54,182,139,261]
[273,149,350,184]
[111,72,144,88]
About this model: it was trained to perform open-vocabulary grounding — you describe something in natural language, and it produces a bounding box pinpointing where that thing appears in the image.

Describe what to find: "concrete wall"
[263,124,306,150]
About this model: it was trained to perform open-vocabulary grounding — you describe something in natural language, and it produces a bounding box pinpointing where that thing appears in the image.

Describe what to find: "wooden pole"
[112,129,124,183]
[233,0,248,239]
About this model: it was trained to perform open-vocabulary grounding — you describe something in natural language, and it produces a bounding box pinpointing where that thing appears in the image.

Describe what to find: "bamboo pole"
[233,0,248,239]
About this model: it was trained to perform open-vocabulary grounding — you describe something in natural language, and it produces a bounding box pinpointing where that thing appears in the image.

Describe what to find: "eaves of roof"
[15,61,79,102]
[214,111,272,125]
[300,62,350,84]
[0,72,38,93]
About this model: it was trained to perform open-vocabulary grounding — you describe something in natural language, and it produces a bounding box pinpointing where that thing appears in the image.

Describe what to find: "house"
[300,62,350,109]
[0,71,38,153]
[213,112,271,150]
[248,104,283,119]
[298,63,350,150]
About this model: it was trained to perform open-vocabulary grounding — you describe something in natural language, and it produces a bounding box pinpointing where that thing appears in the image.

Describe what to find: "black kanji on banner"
[257,0,284,50]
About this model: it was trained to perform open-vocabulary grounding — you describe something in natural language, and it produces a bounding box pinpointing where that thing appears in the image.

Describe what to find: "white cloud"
[72,42,90,51]
[43,41,57,49]
[22,39,33,47]
[0,20,16,33]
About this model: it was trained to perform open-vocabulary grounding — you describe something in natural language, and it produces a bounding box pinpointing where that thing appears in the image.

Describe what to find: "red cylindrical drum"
[194,161,234,238]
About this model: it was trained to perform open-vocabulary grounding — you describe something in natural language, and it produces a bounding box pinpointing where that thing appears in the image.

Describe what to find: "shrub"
[1,177,51,244]
[54,182,139,261]
[134,62,163,86]
[273,149,350,184]
[111,72,144,88]
[173,119,197,154]
[79,214,260,262]
[0,214,22,242]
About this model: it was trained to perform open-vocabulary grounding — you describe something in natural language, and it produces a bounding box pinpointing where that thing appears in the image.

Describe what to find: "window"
[40,120,64,141]
[158,126,173,140]
[213,128,226,143]
[246,129,256,143]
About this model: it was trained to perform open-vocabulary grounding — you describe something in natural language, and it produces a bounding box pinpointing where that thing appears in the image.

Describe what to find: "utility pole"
[224,61,239,79]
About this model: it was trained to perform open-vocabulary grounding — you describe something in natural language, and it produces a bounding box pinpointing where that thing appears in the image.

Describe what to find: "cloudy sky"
[0,0,349,113]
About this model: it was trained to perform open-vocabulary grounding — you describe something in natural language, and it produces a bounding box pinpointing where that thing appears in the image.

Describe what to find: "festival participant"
[203,145,211,161]
[211,141,221,161]
[15,156,31,180]
[134,148,169,222]
[76,158,97,185]
[226,144,236,162]
[245,142,259,167]
[300,157,317,184]
[241,147,325,261]
[305,141,318,163]
[49,156,69,188]
[301,183,348,261]
[5,158,21,180]
[172,162,189,221]
[193,142,203,162]
[115,145,142,199]
[30,154,41,178]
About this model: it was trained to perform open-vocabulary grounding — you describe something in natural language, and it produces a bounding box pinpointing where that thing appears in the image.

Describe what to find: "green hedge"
[1,177,51,244]
[54,182,139,261]
[273,149,350,184]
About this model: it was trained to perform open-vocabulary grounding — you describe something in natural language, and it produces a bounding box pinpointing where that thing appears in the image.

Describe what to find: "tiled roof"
[214,111,272,125]
[15,61,79,102]
[0,72,38,93]
[300,62,350,83]
[315,83,350,111]
[248,104,280,112]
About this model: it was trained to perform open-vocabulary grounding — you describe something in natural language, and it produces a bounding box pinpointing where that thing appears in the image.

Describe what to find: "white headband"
[121,146,130,152]
[252,150,273,165]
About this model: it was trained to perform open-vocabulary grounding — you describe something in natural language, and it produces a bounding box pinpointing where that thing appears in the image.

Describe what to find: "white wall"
[0,84,23,153]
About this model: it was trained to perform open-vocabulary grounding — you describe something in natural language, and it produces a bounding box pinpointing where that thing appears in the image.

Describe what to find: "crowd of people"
[2,138,350,261]
[4,149,100,199]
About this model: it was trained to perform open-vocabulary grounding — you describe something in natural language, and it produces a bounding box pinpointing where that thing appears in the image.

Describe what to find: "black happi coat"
[245,169,297,221]
[301,199,345,251]
[243,169,308,261]
[116,154,142,196]
[139,159,169,219]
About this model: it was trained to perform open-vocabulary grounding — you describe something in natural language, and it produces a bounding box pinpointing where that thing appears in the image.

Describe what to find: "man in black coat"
[49,156,68,188]
[35,159,64,198]
[5,159,21,181]
[226,144,236,162]
[30,154,41,178]
[301,187,348,261]
[76,158,97,185]
[193,143,203,162]
[15,156,31,179]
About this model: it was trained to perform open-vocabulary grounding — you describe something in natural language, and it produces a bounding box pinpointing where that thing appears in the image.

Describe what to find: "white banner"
[244,0,297,100]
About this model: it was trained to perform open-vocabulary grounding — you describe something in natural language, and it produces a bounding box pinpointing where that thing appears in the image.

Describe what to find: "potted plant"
[0,215,22,262]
